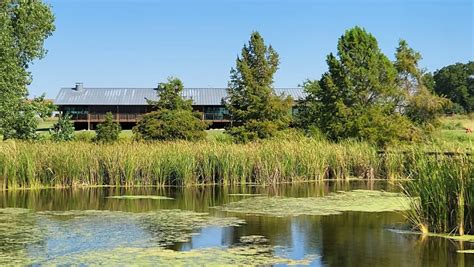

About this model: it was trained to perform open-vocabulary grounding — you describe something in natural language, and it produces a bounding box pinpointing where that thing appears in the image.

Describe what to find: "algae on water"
[38,209,245,246]
[214,190,411,217]
[0,208,45,265]
[0,208,247,265]
[40,236,317,266]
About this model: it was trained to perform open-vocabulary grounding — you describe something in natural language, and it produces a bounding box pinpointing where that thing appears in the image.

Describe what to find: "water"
[0,181,472,266]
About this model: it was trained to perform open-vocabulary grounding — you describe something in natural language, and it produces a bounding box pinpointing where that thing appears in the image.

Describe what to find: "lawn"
[436,114,474,145]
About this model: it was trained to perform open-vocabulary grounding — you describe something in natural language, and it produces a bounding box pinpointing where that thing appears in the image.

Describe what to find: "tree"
[433,62,474,113]
[95,112,121,143]
[394,39,449,130]
[1,101,39,140]
[31,94,56,119]
[133,78,208,141]
[298,27,413,145]
[226,31,292,142]
[51,114,74,141]
[0,1,55,140]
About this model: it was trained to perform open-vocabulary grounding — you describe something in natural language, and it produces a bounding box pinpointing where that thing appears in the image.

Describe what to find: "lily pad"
[214,190,410,217]
[106,195,173,200]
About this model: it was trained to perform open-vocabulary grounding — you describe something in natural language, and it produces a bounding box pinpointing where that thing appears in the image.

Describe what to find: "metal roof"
[55,87,306,106]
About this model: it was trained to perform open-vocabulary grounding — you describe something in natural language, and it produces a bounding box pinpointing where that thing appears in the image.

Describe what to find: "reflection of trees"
[412,235,473,267]
[318,211,473,266]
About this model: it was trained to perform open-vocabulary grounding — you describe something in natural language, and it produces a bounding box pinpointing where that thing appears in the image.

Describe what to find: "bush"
[133,109,208,141]
[51,114,74,141]
[75,131,95,142]
[227,120,283,143]
[95,112,121,143]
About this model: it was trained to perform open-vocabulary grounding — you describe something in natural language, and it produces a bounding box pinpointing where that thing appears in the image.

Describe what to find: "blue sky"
[29,0,473,98]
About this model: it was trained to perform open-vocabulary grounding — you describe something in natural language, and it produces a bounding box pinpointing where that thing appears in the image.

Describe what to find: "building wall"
[59,104,231,130]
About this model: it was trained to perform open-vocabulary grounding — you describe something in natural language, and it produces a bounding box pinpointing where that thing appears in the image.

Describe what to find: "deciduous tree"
[0,0,55,140]
[433,62,474,113]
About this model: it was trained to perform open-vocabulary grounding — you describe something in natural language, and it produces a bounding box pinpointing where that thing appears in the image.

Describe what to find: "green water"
[0,181,472,266]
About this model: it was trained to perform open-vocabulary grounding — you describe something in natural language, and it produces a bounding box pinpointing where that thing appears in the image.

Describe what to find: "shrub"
[134,109,207,141]
[75,131,95,142]
[134,78,208,141]
[51,114,74,141]
[95,112,121,143]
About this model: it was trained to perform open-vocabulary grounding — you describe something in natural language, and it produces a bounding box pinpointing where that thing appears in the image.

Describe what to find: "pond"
[0,181,472,266]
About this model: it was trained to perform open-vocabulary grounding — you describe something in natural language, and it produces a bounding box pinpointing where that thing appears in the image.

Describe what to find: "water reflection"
[0,181,472,266]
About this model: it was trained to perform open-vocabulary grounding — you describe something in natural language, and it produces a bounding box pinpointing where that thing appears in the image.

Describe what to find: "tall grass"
[0,138,470,190]
[401,152,473,235]
[0,139,400,189]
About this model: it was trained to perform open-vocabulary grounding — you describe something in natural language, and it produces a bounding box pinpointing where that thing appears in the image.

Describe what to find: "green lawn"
[435,115,474,145]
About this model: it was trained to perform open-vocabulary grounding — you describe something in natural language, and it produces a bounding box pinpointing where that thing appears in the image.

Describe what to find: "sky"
[28,0,473,98]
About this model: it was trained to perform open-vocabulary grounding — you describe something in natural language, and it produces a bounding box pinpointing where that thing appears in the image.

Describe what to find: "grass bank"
[0,138,471,189]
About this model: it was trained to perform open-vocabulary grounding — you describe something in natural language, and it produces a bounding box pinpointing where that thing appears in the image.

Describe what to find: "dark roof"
[55,87,306,106]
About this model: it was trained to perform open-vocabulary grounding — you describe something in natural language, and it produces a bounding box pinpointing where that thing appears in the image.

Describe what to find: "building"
[54,83,306,129]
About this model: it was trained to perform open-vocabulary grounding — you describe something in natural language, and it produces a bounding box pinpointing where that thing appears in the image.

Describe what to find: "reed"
[400,150,473,235]
[0,138,470,189]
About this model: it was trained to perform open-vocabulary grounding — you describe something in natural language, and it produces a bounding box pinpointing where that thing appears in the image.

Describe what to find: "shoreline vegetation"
[0,137,471,189]
[1,132,472,237]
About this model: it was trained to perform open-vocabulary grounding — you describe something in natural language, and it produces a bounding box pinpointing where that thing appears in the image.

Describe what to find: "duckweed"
[214,190,410,217]
[40,238,317,266]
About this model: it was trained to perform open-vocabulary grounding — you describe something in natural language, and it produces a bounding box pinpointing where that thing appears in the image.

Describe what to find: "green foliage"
[1,101,39,140]
[0,139,471,188]
[433,61,474,113]
[51,114,74,141]
[297,30,448,145]
[0,1,54,139]
[95,112,121,143]
[147,78,193,110]
[394,39,449,130]
[401,155,473,235]
[30,94,56,119]
[134,78,207,141]
[297,27,409,146]
[226,31,292,142]
[74,131,96,142]
[134,109,207,141]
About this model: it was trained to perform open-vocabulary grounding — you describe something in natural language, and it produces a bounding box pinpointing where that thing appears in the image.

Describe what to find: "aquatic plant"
[0,139,471,188]
[0,208,45,265]
[0,207,247,265]
[105,195,173,200]
[400,153,473,235]
[213,190,411,217]
[40,242,317,266]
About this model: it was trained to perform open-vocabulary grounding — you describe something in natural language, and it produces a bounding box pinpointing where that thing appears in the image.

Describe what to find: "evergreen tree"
[0,1,55,140]
[299,27,413,145]
[133,78,208,141]
[95,112,121,143]
[51,114,74,141]
[226,31,292,142]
